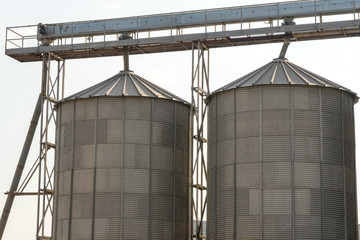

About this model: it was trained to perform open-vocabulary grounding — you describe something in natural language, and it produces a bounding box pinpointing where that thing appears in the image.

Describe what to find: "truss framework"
[191,42,209,239]
[36,53,65,239]
[4,1,360,62]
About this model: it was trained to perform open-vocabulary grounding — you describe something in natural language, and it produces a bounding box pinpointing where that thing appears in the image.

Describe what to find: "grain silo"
[207,58,358,240]
[53,68,191,240]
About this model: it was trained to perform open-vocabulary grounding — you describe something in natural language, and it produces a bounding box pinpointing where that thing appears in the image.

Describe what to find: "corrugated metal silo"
[53,70,191,240]
[207,58,358,240]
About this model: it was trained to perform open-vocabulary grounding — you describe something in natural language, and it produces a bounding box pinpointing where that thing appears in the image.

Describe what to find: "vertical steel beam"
[290,86,295,240]
[259,86,264,240]
[341,92,348,239]
[37,53,49,240]
[148,99,154,240]
[36,53,65,240]
[319,88,324,240]
[67,101,76,240]
[0,51,65,240]
[120,98,126,239]
[91,99,99,240]
[214,94,218,240]
[191,41,209,239]
[42,52,51,238]
[190,43,195,240]
[172,103,177,240]
[233,89,237,240]
[52,103,62,239]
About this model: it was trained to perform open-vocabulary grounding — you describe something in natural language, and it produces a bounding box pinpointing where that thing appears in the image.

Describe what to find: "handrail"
[36,0,360,39]
[4,0,360,62]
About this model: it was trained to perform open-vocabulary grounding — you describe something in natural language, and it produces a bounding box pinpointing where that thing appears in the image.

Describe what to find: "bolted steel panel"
[208,80,357,240]
[54,72,190,240]
[211,59,356,96]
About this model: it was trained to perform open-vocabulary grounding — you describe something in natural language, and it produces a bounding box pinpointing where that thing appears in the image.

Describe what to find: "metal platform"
[5,0,360,62]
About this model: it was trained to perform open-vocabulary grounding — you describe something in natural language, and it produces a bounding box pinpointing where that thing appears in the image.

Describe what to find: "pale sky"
[0,0,360,239]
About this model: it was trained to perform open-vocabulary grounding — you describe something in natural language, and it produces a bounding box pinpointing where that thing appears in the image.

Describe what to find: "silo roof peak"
[60,70,190,105]
[210,58,357,97]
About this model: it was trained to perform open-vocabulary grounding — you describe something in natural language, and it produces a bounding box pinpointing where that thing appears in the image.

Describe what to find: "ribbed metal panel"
[54,94,190,240]
[211,59,356,95]
[60,70,188,104]
[207,84,357,240]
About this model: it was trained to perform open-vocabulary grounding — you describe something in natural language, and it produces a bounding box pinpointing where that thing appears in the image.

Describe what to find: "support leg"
[0,94,42,239]
[191,41,209,240]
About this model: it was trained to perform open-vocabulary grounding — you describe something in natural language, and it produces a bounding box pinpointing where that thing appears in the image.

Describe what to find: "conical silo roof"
[211,58,357,97]
[62,70,189,104]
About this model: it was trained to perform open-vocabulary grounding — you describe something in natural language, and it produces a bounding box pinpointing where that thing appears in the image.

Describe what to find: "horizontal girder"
[4,0,360,62]
[38,0,360,39]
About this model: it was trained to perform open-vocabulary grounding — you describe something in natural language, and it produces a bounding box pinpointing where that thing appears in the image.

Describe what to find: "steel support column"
[35,52,65,240]
[0,52,65,240]
[191,41,209,240]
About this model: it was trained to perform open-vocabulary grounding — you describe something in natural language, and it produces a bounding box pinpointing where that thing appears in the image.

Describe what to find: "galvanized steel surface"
[211,58,356,96]
[38,0,360,39]
[53,94,191,240]
[207,84,357,239]
[61,70,189,104]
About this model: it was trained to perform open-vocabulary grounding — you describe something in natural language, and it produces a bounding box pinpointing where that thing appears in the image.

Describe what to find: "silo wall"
[53,96,191,240]
[207,85,357,240]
